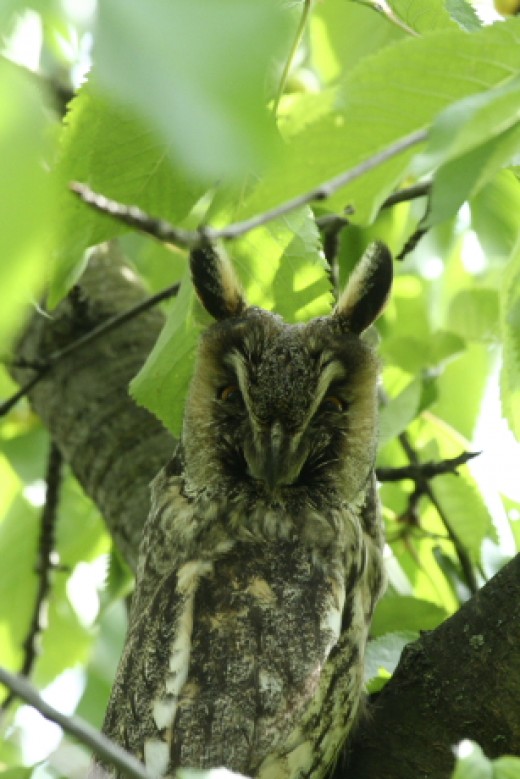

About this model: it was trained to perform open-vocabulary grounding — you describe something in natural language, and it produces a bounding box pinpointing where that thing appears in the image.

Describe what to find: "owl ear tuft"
[190,240,247,321]
[334,241,393,334]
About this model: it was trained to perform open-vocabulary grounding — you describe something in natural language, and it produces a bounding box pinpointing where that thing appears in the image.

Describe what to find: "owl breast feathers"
[97,241,392,779]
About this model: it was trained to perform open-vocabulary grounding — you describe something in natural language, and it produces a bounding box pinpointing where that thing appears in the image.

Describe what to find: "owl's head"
[182,241,392,506]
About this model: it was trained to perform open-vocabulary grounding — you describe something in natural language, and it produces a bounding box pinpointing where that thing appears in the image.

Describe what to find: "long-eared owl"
[96,240,392,778]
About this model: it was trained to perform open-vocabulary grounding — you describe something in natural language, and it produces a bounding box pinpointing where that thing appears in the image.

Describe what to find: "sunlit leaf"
[417,75,520,174]
[372,594,448,636]
[93,0,290,180]
[500,239,520,440]
[448,289,500,342]
[51,88,206,306]
[445,0,482,31]
[0,58,57,346]
[451,741,493,779]
[241,17,520,225]
[379,377,422,446]
[387,0,459,32]
[471,171,520,259]
[432,474,494,564]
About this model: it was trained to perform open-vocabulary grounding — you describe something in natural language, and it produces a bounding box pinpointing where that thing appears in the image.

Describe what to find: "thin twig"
[71,128,428,247]
[70,184,196,248]
[273,0,313,115]
[377,451,479,483]
[0,667,155,779]
[398,432,479,595]
[1,282,179,417]
[380,181,431,209]
[1,444,63,713]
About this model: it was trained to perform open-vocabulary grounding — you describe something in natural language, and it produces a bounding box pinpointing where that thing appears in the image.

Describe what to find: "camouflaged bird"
[96,240,392,778]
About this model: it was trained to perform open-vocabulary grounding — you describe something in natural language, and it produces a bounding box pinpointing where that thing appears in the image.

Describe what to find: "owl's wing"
[167,540,354,778]
[100,566,188,769]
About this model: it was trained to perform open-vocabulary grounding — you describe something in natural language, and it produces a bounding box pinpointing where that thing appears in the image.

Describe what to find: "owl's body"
[98,242,392,778]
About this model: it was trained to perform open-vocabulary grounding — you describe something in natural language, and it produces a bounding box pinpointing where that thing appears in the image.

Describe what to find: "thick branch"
[343,553,520,778]
[10,243,174,572]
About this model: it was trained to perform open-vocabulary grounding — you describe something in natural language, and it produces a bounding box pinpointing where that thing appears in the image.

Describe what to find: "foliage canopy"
[1,1,520,777]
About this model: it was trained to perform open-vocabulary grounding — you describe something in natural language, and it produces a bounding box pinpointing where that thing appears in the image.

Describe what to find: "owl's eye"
[219,384,242,403]
[321,395,346,413]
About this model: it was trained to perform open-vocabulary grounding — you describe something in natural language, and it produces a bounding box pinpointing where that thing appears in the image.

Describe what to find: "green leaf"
[431,344,492,440]
[312,0,404,85]
[51,88,206,306]
[0,58,57,348]
[382,331,465,373]
[432,473,495,563]
[451,741,493,779]
[417,74,520,174]
[427,123,520,226]
[471,171,520,259]
[371,594,448,637]
[387,0,459,33]
[445,0,482,32]
[500,241,520,440]
[448,289,500,342]
[0,493,39,676]
[379,377,423,446]
[364,630,416,693]
[416,74,520,224]
[494,755,520,778]
[130,268,203,437]
[242,17,520,225]
[93,0,290,181]
[131,209,331,436]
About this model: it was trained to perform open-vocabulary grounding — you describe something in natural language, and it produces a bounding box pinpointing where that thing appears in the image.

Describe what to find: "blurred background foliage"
[1,1,520,777]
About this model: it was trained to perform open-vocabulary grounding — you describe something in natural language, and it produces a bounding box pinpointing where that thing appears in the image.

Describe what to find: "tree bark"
[11,243,173,572]
[10,245,520,775]
[342,551,520,779]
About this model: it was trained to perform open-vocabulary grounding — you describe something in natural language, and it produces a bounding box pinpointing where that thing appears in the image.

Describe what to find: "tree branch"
[342,553,520,779]
[1,279,179,417]
[1,442,63,713]
[398,432,479,594]
[0,667,154,779]
[376,450,479,482]
[71,128,428,247]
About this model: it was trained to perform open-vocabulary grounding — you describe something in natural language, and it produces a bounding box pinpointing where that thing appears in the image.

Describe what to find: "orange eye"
[219,384,241,402]
[321,395,345,412]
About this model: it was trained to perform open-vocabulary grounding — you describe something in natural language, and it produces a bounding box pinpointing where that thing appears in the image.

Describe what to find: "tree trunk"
[11,244,520,776]
[11,243,173,572]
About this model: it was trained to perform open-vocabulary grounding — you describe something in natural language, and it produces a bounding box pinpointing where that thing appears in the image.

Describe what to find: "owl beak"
[264,422,286,490]
[250,421,298,492]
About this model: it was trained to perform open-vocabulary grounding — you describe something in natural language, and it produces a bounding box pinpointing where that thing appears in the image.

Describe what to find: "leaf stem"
[273,0,314,116]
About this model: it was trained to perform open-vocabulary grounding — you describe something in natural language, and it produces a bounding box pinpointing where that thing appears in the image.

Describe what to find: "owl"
[95,239,392,778]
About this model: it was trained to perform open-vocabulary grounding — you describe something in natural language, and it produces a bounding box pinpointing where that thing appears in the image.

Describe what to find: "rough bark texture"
[11,243,174,571]
[10,244,520,775]
[342,552,520,779]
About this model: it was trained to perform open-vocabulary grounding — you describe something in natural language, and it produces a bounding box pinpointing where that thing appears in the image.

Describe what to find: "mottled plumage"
[96,241,392,778]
